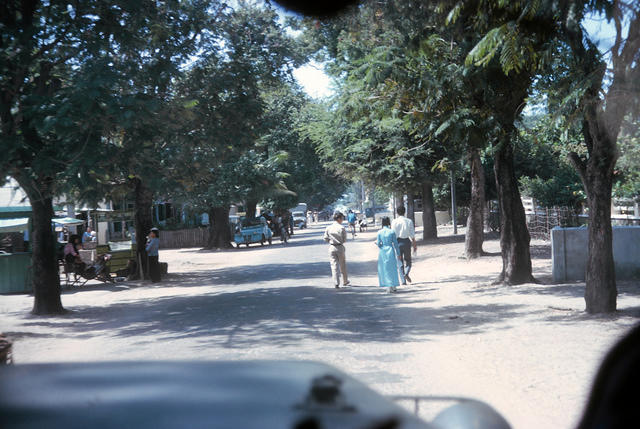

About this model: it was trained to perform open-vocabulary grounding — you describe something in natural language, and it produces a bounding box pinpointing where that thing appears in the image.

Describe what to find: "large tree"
[0,0,213,314]
[559,1,640,312]
[173,3,303,249]
[257,85,346,212]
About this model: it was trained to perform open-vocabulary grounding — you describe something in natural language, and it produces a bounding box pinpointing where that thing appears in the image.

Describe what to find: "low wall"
[159,228,209,249]
[552,226,640,282]
[414,211,451,228]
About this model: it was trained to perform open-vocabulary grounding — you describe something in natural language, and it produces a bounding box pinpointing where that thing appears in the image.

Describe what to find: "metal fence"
[526,207,581,241]
[159,228,209,249]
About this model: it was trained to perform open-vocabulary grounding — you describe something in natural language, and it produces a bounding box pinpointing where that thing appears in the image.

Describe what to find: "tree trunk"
[407,192,415,223]
[584,181,617,313]
[17,176,64,315]
[207,206,232,249]
[132,178,153,280]
[484,201,492,232]
[493,138,534,284]
[393,191,403,218]
[569,120,618,313]
[465,148,485,258]
[370,188,376,211]
[246,200,257,219]
[421,181,437,240]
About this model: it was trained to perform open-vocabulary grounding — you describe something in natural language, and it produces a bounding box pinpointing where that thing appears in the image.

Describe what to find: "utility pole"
[450,170,457,235]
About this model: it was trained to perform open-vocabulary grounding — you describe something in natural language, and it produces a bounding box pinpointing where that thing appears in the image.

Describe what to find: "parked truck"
[293,203,307,215]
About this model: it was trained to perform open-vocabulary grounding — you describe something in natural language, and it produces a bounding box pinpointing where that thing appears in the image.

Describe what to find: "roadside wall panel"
[552,226,640,282]
[159,228,209,249]
[0,252,32,294]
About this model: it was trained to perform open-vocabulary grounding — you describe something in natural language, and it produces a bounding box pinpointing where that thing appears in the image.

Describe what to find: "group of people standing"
[323,206,416,293]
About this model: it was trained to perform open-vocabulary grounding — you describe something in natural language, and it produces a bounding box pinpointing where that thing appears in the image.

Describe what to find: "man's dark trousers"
[397,237,412,284]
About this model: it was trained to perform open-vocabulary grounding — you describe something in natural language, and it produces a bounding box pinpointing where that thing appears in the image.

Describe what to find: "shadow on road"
[60,259,379,294]
[465,282,586,299]
[172,260,379,285]
[24,282,527,348]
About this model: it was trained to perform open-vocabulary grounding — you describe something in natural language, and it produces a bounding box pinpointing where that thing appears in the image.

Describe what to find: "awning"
[52,217,85,226]
[0,217,29,233]
[0,217,84,233]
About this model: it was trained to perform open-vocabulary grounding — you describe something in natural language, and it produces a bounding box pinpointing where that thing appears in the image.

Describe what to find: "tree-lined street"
[2,2,640,427]
[2,224,639,428]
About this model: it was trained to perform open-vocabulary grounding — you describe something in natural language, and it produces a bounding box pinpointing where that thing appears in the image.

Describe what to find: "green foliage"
[514,115,585,209]
[444,0,554,76]
[0,0,216,204]
[302,5,477,195]
[168,3,308,212]
[259,86,346,210]
[614,118,640,200]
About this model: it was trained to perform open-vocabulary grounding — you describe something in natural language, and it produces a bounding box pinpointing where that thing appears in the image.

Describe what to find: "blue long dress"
[376,226,401,287]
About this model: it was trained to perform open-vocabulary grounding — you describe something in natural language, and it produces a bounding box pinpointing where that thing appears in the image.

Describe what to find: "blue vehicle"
[231,216,273,248]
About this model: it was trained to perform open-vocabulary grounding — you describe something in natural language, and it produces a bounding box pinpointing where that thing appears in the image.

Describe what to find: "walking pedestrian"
[145,228,161,283]
[347,209,357,238]
[391,205,417,285]
[288,211,294,236]
[376,217,401,293]
[323,211,350,288]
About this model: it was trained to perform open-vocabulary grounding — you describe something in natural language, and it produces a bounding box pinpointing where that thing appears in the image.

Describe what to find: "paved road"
[3,222,418,366]
[2,221,639,428]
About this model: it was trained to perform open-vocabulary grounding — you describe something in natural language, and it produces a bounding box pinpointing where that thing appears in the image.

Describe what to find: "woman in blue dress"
[376,217,401,293]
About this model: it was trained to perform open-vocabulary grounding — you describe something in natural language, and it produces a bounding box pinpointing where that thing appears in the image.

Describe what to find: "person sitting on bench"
[63,235,86,274]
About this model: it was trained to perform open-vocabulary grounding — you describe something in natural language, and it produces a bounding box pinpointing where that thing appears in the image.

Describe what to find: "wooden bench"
[97,244,135,274]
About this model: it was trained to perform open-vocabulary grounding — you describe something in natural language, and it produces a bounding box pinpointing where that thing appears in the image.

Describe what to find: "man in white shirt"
[391,206,417,285]
[323,211,350,288]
